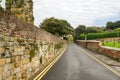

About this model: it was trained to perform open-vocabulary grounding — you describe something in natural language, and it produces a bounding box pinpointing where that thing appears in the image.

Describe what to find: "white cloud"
[32,0,120,27]
[0,0,5,8]
[1,0,120,27]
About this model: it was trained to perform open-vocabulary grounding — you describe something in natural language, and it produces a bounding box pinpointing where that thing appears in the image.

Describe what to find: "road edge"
[33,45,68,80]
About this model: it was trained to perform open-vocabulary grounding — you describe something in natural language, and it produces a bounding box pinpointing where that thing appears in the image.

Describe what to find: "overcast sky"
[33,0,120,28]
[1,0,120,28]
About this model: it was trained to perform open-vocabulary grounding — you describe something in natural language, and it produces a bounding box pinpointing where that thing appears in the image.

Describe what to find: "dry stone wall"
[0,11,66,80]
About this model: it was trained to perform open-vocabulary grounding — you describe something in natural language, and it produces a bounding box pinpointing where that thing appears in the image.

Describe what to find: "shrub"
[78,32,120,40]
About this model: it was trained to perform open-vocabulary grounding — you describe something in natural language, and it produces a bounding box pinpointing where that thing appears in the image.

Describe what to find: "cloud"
[34,0,120,27]
[0,0,5,8]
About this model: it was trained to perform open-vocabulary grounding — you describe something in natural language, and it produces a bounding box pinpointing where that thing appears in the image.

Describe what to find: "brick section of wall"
[77,40,120,61]
[0,11,66,80]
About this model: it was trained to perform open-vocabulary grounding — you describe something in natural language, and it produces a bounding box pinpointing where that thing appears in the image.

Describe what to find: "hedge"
[78,32,120,40]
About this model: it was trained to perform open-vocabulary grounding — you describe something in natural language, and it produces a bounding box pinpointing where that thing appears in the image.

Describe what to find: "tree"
[87,26,104,33]
[106,21,120,30]
[114,21,120,29]
[75,25,86,36]
[74,25,86,41]
[106,21,114,29]
[39,17,74,37]
[86,27,97,33]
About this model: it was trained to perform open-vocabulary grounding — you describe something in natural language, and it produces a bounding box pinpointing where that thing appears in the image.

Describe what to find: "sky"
[1,0,120,28]
[33,0,120,28]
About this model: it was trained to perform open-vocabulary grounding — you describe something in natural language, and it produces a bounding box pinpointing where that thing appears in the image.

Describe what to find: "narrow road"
[42,44,120,80]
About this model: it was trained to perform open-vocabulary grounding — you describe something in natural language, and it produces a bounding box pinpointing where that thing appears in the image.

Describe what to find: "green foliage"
[75,25,86,36]
[114,28,120,32]
[74,26,104,41]
[0,36,4,41]
[103,41,120,48]
[40,42,43,47]
[39,56,43,64]
[106,21,120,30]
[17,38,24,44]
[78,32,120,40]
[34,44,39,51]
[48,44,51,51]
[39,17,74,37]
[29,43,39,62]
[29,47,36,62]
[54,43,63,50]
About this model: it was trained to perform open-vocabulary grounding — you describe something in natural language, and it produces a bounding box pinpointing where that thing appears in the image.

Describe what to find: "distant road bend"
[42,44,120,80]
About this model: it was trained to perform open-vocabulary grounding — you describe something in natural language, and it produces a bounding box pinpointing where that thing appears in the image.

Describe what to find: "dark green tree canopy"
[39,17,74,37]
[106,21,120,30]
[75,25,86,36]
[106,21,114,29]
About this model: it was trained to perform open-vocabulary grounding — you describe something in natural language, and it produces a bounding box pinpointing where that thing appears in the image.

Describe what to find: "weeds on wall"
[29,46,36,62]
[54,43,63,50]
[0,36,4,41]
[29,42,39,62]
[39,56,43,64]
[40,42,43,47]
[48,44,51,51]
[17,38,24,45]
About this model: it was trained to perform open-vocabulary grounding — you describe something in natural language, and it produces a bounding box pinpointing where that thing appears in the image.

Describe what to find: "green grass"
[102,41,120,48]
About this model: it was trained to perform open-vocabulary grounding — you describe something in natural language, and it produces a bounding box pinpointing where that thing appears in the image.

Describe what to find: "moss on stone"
[29,46,36,62]
[39,56,42,64]
[54,43,62,50]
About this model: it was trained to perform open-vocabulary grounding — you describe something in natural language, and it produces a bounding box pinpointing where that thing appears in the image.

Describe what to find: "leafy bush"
[78,32,120,40]
[54,43,63,50]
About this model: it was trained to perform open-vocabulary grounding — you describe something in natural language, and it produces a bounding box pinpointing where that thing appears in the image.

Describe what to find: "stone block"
[13,62,21,68]
[12,74,17,80]
[0,74,2,80]
[0,66,3,75]
[4,64,12,73]
[6,58,11,64]
[6,76,12,80]
[0,58,6,66]
[0,42,4,47]
[13,68,21,74]
[0,47,5,54]
[9,37,14,42]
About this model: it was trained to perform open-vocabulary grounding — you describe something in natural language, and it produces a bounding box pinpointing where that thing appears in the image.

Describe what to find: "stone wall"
[77,40,100,51]
[0,11,66,80]
[77,40,120,61]
[99,46,120,61]
[77,40,87,48]
[6,0,34,24]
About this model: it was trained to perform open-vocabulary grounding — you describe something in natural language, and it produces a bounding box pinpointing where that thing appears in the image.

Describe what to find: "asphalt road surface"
[42,44,120,80]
